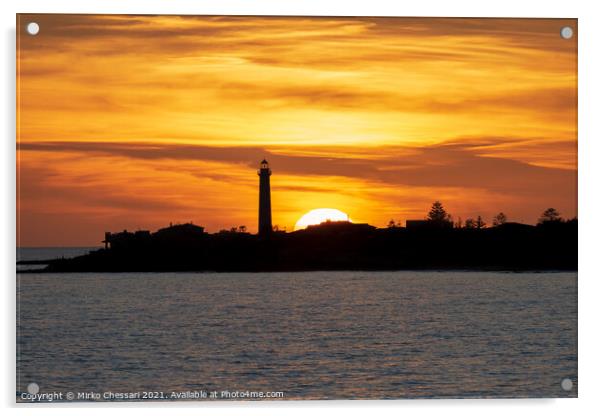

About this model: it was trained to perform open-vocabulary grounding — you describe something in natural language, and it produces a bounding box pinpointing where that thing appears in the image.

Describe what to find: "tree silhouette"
[387,219,401,228]
[493,212,507,227]
[465,218,476,229]
[427,201,451,223]
[475,216,486,229]
[238,225,247,233]
[455,217,463,228]
[539,208,562,224]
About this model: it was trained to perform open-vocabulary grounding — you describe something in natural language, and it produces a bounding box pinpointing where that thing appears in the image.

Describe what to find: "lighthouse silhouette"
[258,159,272,236]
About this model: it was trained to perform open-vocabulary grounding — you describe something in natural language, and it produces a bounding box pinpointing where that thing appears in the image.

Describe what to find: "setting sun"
[294,208,351,230]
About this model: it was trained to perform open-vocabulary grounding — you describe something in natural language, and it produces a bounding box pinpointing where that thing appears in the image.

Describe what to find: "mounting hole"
[26,22,40,36]
[27,382,39,394]
[560,26,573,39]
[561,378,573,391]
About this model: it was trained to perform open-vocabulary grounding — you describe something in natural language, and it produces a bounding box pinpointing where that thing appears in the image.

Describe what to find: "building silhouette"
[258,159,273,236]
[406,219,453,229]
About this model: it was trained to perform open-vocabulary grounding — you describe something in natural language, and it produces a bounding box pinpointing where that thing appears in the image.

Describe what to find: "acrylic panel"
[16,14,577,402]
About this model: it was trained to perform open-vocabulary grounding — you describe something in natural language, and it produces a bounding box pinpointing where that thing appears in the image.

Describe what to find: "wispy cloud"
[18,139,576,190]
[18,140,576,243]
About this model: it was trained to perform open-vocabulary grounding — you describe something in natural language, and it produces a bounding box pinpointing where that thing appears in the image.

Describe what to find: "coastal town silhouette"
[21,160,577,273]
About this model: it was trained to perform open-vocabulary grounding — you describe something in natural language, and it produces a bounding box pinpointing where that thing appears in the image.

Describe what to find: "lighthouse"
[258,159,272,236]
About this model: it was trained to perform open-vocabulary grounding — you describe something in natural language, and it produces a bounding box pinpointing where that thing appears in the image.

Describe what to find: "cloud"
[17,14,576,150]
[17,159,189,214]
[18,140,576,196]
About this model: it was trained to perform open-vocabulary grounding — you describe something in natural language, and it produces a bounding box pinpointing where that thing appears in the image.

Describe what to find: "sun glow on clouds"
[16,15,577,245]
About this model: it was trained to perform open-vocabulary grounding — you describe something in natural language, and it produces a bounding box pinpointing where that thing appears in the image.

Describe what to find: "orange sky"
[16,14,577,246]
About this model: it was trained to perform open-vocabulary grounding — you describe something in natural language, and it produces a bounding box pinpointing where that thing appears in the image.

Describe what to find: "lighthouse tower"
[258,159,273,236]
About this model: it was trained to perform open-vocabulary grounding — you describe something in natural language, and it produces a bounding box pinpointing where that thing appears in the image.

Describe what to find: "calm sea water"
[16,271,577,401]
[17,247,100,262]
[16,247,99,272]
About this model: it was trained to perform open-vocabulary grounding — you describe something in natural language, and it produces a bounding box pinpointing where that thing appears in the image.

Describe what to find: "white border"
[3,1,601,415]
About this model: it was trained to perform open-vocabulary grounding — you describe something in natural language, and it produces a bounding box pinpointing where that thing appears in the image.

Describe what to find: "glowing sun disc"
[294,208,351,230]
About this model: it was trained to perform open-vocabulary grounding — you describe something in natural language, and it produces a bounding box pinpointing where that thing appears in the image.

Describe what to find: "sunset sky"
[17,14,577,246]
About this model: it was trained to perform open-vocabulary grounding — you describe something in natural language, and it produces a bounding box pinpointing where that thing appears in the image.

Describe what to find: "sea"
[16,247,100,272]
[16,248,577,401]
